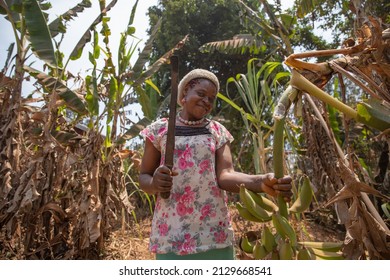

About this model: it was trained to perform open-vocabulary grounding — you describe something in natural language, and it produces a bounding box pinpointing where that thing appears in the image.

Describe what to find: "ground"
[102,205,345,260]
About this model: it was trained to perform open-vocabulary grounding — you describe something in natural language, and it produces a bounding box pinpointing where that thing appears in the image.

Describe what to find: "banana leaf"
[23,0,57,67]
[24,65,88,115]
[356,99,390,131]
[69,0,118,60]
[116,117,151,144]
[131,17,161,76]
[132,34,189,88]
[48,0,92,38]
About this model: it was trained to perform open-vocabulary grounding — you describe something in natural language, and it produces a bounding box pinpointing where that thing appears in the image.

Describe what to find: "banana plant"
[0,0,188,259]
[224,59,289,174]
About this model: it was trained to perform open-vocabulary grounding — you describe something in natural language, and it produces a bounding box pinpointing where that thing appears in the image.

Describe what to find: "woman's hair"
[177,69,220,106]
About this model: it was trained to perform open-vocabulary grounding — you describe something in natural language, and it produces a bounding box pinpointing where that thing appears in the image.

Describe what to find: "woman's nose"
[202,96,211,105]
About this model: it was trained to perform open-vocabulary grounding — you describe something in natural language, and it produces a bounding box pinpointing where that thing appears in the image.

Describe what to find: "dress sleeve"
[139,118,168,152]
[209,120,234,150]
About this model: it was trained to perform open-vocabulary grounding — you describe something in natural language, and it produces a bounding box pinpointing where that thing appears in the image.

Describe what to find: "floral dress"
[140,118,234,255]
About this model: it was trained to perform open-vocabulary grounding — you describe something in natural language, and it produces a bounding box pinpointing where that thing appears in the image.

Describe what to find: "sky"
[0,0,158,75]
[0,0,297,126]
[0,0,295,77]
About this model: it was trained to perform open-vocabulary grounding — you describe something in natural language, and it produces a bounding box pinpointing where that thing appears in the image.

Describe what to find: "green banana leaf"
[132,34,189,88]
[48,0,92,38]
[356,99,390,131]
[132,17,161,75]
[69,0,118,60]
[116,117,151,145]
[23,0,57,68]
[24,65,88,115]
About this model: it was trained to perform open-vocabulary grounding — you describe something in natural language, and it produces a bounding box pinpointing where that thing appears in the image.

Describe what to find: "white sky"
[0,0,158,75]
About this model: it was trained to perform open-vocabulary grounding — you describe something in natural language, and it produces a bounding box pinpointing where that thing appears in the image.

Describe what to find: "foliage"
[0,0,185,259]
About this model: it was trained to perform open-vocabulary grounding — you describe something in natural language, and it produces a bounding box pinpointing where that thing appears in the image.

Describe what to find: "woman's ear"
[181,94,186,104]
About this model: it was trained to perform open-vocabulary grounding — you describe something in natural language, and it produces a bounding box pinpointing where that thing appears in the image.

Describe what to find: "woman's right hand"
[152,165,178,194]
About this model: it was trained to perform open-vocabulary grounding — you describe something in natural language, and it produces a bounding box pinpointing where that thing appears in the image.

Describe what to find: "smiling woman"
[138,68,293,260]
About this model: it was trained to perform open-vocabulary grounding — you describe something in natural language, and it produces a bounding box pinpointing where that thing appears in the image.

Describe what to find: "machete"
[161,55,179,199]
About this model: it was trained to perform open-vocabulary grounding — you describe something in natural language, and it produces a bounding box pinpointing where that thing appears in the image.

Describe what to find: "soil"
[102,205,345,260]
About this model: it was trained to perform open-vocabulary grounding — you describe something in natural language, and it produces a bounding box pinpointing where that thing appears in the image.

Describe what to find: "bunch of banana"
[288,175,313,213]
[308,247,344,260]
[298,241,344,260]
[240,234,254,254]
[236,202,265,223]
[297,241,343,252]
[279,239,294,260]
[253,240,269,259]
[246,189,279,212]
[261,225,277,252]
[239,186,273,222]
[296,247,313,260]
[271,213,297,247]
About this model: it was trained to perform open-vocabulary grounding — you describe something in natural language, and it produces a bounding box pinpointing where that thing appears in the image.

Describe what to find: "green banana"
[271,250,280,260]
[240,187,272,221]
[236,202,265,223]
[289,176,313,213]
[261,225,276,253]
[308,247,344,260]
[253,241,269,259]
[272,213,287,239]
[272,213,297,247]
[279,240,294,260]
[297,241,343,252]
[240,235,254,254]
[297,247,312,260]
[277,194,289,218]
[247,189,279,212]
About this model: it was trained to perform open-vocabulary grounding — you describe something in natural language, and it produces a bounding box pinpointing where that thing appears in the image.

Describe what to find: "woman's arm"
[215,142,292,199]
[139,139,175,195]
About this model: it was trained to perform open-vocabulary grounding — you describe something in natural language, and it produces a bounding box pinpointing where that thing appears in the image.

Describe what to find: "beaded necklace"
[177,113,205,126]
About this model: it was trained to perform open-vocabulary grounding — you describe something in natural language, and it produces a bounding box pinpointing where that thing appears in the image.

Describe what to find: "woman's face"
[181,79,217,120]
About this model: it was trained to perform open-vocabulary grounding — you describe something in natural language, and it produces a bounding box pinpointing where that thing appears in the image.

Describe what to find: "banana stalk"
[273,85,297,218]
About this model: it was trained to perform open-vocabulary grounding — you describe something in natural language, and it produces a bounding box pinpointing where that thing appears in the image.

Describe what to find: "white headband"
[177,69,220,106]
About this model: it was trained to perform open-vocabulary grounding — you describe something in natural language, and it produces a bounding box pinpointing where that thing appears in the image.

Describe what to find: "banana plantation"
[0,0,389,260]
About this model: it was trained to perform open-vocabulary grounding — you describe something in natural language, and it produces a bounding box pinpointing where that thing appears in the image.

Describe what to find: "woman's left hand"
[259,173,293,202]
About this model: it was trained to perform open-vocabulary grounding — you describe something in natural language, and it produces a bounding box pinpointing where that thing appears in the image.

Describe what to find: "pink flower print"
[178,156,194,170]
[148,134,155,142]
[206,137,215,153]
[150,244,159,253]
[214,230,228,243]
[177,145,194,170]
[184,233,191,240]
[183,144,193,159]
[158,223,169,236]
[186,207,194,214]
[177,203,187,216]
[179,235,197,254]
[158,126,167,136]
[200,204,216,221]
[199,159,211,174]
[180,187,195,204]
[211,185,222,197]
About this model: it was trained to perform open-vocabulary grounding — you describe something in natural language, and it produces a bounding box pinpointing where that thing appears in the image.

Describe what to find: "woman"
[139,69,292,260]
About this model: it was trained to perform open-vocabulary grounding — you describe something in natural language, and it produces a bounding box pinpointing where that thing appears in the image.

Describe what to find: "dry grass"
[101,205,344,260]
